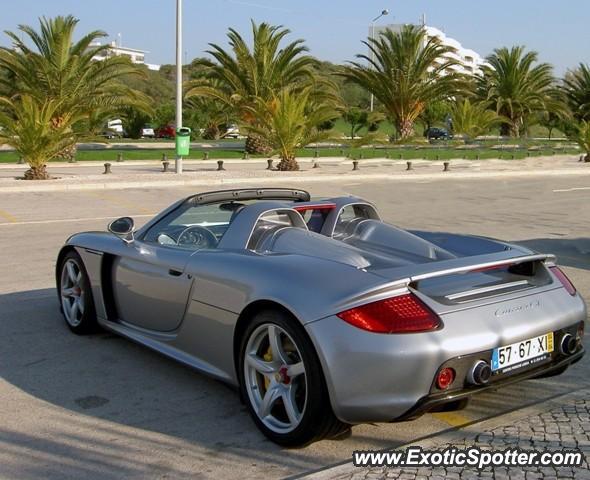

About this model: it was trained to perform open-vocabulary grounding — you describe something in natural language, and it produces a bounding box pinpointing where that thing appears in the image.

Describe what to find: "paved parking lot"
[0,175,588,479]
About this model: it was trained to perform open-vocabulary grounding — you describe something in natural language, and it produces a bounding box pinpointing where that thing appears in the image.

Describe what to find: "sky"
[0,0,588,75]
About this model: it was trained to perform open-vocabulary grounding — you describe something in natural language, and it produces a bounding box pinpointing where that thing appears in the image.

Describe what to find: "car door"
[112,241,194,332]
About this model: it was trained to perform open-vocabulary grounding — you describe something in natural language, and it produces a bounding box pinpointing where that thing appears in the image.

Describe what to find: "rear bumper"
[396,346,584,421]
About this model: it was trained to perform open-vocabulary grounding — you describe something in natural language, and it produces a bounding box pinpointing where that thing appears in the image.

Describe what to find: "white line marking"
[553,187,590,192]
[0,214,155,227]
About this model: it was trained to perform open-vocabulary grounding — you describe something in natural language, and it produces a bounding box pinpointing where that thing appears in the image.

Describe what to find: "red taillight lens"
[549,266,577,296]
[436,367,455,390]
[336,293,441,334]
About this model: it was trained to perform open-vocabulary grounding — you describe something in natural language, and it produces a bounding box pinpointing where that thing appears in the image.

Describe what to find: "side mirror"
[108,217,135,243]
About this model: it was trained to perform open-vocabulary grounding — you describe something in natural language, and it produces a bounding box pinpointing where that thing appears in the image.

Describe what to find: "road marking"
[431,411,471,427]
[0,209,17,223]
[0,214,155,227]
[553,186,590,192]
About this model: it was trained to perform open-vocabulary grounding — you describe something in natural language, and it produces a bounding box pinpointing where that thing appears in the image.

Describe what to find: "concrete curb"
[298,388,590,480]
[1,167,590,194]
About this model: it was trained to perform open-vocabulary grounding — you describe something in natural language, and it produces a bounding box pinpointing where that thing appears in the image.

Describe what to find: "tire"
[238,310,349,447]
[57,251,98,335]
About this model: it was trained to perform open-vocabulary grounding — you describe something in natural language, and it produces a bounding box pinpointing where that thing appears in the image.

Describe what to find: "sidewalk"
[0,155,589,193]
[301,388,590,480]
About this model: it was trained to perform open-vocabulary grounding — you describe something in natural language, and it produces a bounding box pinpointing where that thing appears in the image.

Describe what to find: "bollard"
[527,151,531,157]
[103,162,112,174]
[266,159,273,170]
[340,149,345,156]
[117,153,123,162]
[385,151,390,159]
[399,153,403,160]
[406,161,412,171]
[162,161,170,172]
[475,154,480,160]
[17,156,24,165]
[204,152,209,160]
[313,161,320,168]
[443,161,450,172]
[511,154,515,160]
[162,153,168,162]
[314,149,319,158]
[69,156,76,163]
[352,160,359,171]
[359,152,364,159]
[580,155,585,162]
[242,151,249,160]
[217,160,225,171]
[435,154,440,161]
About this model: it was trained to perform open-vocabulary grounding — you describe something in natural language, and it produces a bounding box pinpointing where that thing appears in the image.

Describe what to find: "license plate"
[491,332,554,373]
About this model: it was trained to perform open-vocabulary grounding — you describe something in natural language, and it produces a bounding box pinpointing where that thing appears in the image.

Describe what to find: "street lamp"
[370,9,389,112]
[175,0,183,173]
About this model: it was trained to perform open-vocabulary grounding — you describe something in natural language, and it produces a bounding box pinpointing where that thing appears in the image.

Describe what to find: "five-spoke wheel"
[239,310,348,446]
[58,251,97,334]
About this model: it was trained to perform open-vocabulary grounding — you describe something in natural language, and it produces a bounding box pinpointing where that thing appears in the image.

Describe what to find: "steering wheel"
[177,225,218,249]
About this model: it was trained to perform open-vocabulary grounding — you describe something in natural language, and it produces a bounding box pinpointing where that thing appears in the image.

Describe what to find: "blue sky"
[0,0,587,75]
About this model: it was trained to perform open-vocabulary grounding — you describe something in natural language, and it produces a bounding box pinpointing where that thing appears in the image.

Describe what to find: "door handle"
[168,269,183,277]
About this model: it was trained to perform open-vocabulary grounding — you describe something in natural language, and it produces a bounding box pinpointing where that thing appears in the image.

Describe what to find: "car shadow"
[0,288,331,479]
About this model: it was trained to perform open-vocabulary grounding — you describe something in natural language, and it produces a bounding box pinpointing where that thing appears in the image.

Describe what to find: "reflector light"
[549,266,577,296]
[336,293,441,334]
[436,367,455,390]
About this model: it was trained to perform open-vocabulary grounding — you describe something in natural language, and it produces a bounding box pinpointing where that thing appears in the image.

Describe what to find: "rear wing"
[409,253,555,284]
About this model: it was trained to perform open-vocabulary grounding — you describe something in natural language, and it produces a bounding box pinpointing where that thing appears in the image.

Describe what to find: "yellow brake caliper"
[263,347,273,391]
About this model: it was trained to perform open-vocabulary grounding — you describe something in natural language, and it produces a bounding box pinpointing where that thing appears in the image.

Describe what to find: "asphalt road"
[0,175,588,479]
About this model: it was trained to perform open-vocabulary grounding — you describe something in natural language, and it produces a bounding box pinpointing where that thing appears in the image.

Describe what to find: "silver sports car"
[56,188,586,446]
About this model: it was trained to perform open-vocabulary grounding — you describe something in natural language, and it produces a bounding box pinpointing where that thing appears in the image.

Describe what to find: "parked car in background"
[106,119,125,136]
[425,127,451,141]
[100,129,123,140]
[156,125,176,139]
[222,123,240,139]
[141,124,155,139]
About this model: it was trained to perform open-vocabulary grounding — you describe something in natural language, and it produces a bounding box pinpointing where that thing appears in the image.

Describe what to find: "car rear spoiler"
[336,253,557,312]
[188,188,310,205]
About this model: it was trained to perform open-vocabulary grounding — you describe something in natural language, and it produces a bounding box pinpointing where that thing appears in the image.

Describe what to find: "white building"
[373,24,486,76]
[92,41,161,71]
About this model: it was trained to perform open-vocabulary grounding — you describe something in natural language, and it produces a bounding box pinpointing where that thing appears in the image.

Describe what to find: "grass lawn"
[0,144,580,164]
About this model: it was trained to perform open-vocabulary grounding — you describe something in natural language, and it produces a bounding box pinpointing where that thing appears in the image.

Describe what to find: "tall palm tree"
[563,63,590,122]
[0,15,148,176]
[185,21,319,154]
[243,86,339,171]
[477,46,561,137]
[341,25,464,140]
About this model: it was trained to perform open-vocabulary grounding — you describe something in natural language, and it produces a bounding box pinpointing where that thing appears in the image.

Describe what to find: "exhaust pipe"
[560,334,577,355]
[468,360,492,385]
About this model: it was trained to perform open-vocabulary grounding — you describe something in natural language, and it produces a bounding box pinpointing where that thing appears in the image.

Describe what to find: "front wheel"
[58,251,98,334]
[239,310,348,447]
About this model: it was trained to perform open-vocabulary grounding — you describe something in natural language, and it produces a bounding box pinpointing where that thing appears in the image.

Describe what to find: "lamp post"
[370,9,389,112]
[175,0,183,173]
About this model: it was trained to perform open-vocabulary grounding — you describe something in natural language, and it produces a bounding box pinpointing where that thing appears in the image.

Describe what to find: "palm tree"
[0,96,83,179]
[0,15,148,176]
[449,99,503,141]
[243,87,339,171]
[563,63,590,122]
[341,25,464,140]
[185,21,319,153]
[477,46,561,137]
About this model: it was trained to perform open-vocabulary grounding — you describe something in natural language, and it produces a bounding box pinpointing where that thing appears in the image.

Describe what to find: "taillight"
[549,266,577,296]
[436,367,455,390]
[336,293,442,334]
